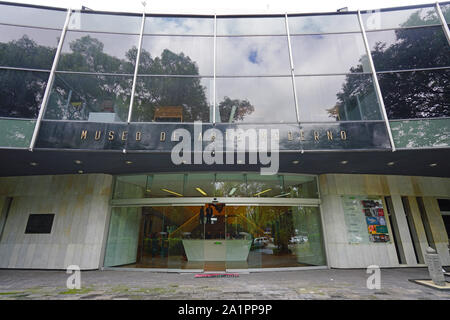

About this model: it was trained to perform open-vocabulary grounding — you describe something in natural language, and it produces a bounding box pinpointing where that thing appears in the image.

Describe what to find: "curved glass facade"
[0,2,448,147]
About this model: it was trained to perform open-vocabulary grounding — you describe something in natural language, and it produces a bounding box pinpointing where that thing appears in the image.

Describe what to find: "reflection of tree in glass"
[0,35,56,118]
[330,8,449,121]
[218,97,255,123]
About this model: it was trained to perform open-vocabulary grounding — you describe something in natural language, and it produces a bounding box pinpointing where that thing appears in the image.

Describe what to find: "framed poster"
[342,196,390,244]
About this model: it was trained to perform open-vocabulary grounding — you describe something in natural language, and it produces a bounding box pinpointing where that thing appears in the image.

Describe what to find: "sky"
[6,0,440,14]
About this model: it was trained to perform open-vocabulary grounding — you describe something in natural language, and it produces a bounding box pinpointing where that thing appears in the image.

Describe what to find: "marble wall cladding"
[319,174,450,268]
[0,174,113,270]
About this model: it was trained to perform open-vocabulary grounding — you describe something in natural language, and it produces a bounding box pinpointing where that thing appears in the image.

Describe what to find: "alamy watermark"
[170,121,280,175]
[66,265,81,289]
[366,265,381,290]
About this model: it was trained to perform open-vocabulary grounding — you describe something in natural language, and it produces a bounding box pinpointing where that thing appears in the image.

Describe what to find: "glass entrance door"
[104,203,327,271]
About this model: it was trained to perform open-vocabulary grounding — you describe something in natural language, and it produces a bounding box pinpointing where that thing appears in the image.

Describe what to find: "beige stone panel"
[318,175,329,196]
[407,196,428,263]
[422,197,450,265]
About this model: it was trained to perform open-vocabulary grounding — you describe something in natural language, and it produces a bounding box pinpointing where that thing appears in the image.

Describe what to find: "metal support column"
[357,10,396,152]
[127,11,147,124]
[29,9,72,151]
[436,2,450,45]
[213,14,217,124]
[285,13,300,123]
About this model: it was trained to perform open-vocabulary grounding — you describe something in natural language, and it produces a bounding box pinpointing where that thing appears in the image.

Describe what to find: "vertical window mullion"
[29,8,72,151]
[127,11,146,124]
[357,10,397,152]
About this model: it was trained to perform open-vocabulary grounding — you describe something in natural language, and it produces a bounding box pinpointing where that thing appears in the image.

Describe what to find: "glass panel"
[226,206,326,269]
[139,35,213,75]
[0,4,66,29]
[131,76,212,123]
[167,206,205,270]
[183,173,215,197]
[283,175,319,198]
[45,73,132,121]
[58,31,139,73]
[288,14,360,34]
[68,11,142,33]
[216,36,291,76]
[0,25,60,70]
[441,4,450,23]
[378,69,450,119]
[217,17,286,35]
[113,175,147,199]
[113,173,319,199]
[145,174,185,198]
[0,69,49,119]
[0,119,35,148]
[367,26,450,72]
[214,173,247,197]
[144,17,214,35]
[226,206,261,270]
[103,207,142,267]
[245,173,283,198]
[295,74,382,122]
[362,5,439,30]
[291,33,370,75]
[216,77,296,123]
[390,118,450,148]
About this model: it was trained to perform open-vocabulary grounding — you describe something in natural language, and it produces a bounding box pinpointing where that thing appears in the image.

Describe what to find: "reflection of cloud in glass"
[362,6,439,30]
[296,75,346,121]
[291,33,369,74]
[0,4,66,29]
[288,14,360,34]
[217,17,286,35]
[69,12,142,34]
[216,77,296,123]
[217,36,291,76]
[140,35,214,75]
[145,17,214,35]
[0,24,60,48]
[61,32,140,61]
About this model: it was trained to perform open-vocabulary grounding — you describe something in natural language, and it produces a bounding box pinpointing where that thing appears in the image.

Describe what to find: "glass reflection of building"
[0,1,449,272]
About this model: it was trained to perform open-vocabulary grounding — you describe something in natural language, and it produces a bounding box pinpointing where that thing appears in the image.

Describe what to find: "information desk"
[182,239,252,262]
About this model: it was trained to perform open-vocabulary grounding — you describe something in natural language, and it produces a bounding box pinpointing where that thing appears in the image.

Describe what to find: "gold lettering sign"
[160,132,166,142]
[95,131,101,141]
[327,131,333,141]
[340,130,347,140]
[108,131,115,141]
[136,132,142,141]
[287,131,293,141]
[299,131,305,141]
[121,131,128,141]
[314,131,320,141]
[81,130,87,140]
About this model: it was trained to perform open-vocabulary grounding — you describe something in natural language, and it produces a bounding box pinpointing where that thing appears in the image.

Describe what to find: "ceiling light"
[292,160,300,164]
[125,161,133,165]
[254,188,272,197]
[340,160,348,164]
[195,187,208,196]
[74,160,82,164]
[274,193,290,198]
[387,162,395,166]
[229,187,237,196]
[29,162,38,166]
[78,170,84,174]
[429,163,438,167]
[161,188,183,197]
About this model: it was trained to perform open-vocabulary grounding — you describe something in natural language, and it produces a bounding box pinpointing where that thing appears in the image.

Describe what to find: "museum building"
[0,1,449,272]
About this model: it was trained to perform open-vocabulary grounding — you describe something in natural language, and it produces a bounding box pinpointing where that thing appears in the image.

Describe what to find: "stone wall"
[0,174,113,270]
